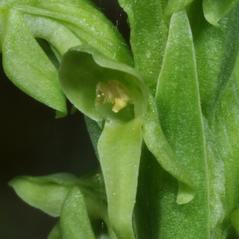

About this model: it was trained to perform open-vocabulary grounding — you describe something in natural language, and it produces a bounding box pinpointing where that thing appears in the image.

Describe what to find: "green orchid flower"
[0,0,131,114]
[4,0,239,239]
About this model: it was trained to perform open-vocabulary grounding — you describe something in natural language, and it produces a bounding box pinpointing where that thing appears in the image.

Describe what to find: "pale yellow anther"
[112,98,128,113]
[96,80,130,113]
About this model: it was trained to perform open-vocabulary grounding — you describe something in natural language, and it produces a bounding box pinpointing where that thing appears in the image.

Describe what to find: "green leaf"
[9,172,106,219]
[165,0,194,16]
[150,9,206,206]
[24,14,82,56]
[143,95,194,204]
[211,53,239,227]
[98,118,143,239]
[192,6,239,232]
[144,11,211,238]
[9,173,78,217]
[84,116,102,158]
[231,208,239,235]
[203,0,238,25]
[156,10,207,189]
[60,187,95,239]
[118,0,168,92]
[0,0,132,113]
[2,10,66,113]
[97,235,109,239]
[77,172,107,221]
[16,0,132,65]
[60,45,146,122]
[192,2,239,116]
[133,146,160,239]
[48,224,62,239]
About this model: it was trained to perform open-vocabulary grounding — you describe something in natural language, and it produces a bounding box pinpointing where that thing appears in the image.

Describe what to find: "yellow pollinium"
[96,80,131,113]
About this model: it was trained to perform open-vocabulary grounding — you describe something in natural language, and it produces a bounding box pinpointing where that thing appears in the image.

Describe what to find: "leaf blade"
[148,11,211,238]
[48,224,62,239]
[15,1,132,65]
[60,187,96,239]
[118,0,168,92]
[192,2,239,116]
[9,174,72,217]
[203,0,238,25]
[166,0,194,16]
[2,10,66,113]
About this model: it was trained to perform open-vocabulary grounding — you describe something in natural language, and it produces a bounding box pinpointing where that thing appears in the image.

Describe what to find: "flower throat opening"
[96,80,131,113]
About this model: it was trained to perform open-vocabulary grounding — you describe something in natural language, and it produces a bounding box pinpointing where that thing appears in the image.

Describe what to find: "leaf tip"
[177,182,195,204]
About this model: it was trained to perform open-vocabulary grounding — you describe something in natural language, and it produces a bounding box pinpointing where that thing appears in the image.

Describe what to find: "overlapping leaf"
[203,0,239,25]
[0,0,131,113]
[119,0,196,204]
[156,10,206,192]
[16,0,132,64]
[48,224,62,239]
[9,173,78,217]
[5,0,239,239]
[9,172,106,218]
[2,10,67,113]
[192,2,239,116]
[118,0,168,92]
[165,0,194,16]
[210,52,239,233]
[137,10,211,239]
[60,187,95,239]
[143,95,194,204]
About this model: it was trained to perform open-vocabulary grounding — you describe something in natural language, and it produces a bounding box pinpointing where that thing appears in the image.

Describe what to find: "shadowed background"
[0,0,128,238]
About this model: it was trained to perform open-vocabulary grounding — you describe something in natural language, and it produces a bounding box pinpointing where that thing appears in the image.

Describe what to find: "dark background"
[0,1,128,238]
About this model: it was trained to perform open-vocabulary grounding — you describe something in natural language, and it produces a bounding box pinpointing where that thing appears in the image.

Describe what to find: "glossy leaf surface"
[2,10,66,113]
